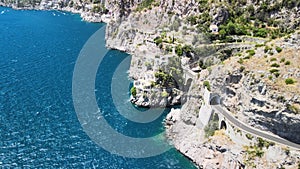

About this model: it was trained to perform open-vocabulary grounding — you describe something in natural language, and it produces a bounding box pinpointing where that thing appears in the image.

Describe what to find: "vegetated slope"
[207,31,300,143]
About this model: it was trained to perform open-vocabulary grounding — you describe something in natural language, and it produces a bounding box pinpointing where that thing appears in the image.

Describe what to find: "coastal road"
[212,105,300,150]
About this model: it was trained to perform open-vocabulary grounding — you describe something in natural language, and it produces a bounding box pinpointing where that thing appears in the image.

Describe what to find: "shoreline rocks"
[0,2,110,23]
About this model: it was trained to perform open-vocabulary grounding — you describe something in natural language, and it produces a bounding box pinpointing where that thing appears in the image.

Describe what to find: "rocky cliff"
[106,0,300,168]
[207,31,300,144]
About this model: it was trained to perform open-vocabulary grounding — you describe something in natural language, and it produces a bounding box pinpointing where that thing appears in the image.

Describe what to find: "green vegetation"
[175,45,183,56]
[271,63,280,67]
[154,36,163,46]
[255,44,264,48]
[244,145,264,167]
[244,137,274,167]
[264,46,272,53]
[239,66,245,72]
[285,61,291,65]
[253,28,268,38]
[203,80,211,91]
[269,69,279,74]
[237,58,244,64]
[136,0,155,11]
[277,96,286,102]
[184,0,296,42]
[275,46,283,53]
[161,91,169,98]
[244,137,275,166]
[247,49,256,56]
[175,44,193,57]
[244,55,251,60]
[280,58,286,63]
[285,78,296,85]
[268,75,273,80]
[270,58,277,62]
[274,72,280,78]
[246,133,254,140]
[154,70,176,88]
[257,137,275,149]
[130,86,137,97]
[204,113,219,137]
[91,4,106,13]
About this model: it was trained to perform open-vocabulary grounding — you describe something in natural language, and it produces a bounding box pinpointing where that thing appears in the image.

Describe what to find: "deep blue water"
[0,7,196,168]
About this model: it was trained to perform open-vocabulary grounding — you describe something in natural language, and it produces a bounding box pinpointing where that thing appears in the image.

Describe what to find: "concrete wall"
[197,88,213,127]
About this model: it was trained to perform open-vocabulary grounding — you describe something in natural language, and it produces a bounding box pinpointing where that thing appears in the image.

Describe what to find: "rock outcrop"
[206,32,300,144]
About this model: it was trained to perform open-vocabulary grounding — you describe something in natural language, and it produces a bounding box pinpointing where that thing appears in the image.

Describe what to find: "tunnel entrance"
[210,94,221,105]
[220,120,227,130]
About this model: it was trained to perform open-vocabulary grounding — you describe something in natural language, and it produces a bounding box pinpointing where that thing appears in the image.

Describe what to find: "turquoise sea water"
[0,7,196,168]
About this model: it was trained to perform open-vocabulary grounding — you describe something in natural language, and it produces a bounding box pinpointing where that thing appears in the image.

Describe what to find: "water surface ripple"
[0,7,196,168]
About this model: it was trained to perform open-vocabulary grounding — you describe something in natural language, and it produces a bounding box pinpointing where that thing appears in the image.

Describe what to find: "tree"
[218,29,226,40]
[254,28,268,38]
[175,45,183,56]
[226,21,236,35]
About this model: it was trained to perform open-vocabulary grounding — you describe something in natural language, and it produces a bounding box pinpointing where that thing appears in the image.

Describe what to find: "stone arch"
[220,120,227,130]
[210,94,221,105]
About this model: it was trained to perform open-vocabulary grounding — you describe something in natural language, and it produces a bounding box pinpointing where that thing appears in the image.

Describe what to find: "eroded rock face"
[165,78,245,169]
[208,66,300,144]
[212,7,230,25]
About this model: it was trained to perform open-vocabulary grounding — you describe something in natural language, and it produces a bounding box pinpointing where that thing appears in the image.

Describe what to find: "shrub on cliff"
[175,45,183,56]
[276,46,283,53]
[203,81,211,91]
[130,87,137,97]
[285,61,291,65]
[154,37,163,46]
[204,113,219,137]
[136,0,155,11]
[246,49,256,56]
[285,78,296,85]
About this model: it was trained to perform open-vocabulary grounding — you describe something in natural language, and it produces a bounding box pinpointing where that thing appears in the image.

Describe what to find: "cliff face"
[207,32,300,144]
[105,1,300,167]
